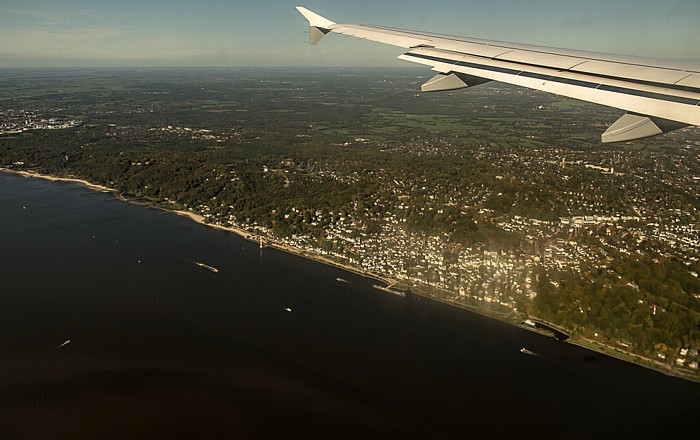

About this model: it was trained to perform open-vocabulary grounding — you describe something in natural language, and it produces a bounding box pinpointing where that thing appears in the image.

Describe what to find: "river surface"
[0,171,697,439]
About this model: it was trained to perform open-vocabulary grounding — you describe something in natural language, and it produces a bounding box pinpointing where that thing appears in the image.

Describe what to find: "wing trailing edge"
[296,6,700,142]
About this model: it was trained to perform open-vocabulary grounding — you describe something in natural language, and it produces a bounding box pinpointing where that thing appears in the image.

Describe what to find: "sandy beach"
[0,168,115,193]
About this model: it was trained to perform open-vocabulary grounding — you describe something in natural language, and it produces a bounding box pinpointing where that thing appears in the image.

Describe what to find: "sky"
[1,0,698,67]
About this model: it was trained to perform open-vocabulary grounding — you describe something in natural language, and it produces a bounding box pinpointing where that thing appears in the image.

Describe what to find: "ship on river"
[194,261,219,273]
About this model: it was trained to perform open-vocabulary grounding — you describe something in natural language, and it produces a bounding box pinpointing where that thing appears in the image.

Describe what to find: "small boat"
[520,347,535,355]
[194,261,219,273]
[336,277,348,283]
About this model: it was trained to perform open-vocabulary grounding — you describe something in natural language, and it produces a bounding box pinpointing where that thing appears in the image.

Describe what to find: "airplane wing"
[296,6,700,142]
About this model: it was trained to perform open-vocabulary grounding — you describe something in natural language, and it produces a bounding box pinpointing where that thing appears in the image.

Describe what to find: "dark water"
[0,172,697,440]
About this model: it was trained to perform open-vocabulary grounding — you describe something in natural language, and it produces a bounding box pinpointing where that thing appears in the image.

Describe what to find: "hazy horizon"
[2,0,699,68]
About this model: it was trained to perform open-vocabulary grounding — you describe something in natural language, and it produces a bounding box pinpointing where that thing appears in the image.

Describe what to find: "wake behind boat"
[193,261,219,273]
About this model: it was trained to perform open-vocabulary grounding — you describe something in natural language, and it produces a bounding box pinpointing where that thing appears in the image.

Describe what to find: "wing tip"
[296,6,335,29]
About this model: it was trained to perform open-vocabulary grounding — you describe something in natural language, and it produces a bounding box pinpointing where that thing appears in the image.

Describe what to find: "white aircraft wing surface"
[297,6,700,142]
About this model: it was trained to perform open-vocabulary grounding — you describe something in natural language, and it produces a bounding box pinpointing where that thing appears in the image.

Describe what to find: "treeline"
[533,253,700,356]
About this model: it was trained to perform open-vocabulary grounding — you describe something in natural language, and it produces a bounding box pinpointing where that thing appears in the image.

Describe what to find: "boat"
[194,261,219,273]
[336,277,348,283]
[520,347,535,355]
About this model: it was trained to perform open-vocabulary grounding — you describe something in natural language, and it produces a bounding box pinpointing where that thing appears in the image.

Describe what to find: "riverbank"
[0,168,394,289]
[569,337,700,383]
[171,207,395,286]
[2,167,697,383]
[0,167,116,193]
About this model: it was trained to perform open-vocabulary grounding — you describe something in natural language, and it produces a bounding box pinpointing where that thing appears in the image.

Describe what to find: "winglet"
[296,6,335,45]
[296,7,335,29]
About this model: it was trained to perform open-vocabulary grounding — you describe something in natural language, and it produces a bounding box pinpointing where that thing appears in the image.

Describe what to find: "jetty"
[372,284,405,297]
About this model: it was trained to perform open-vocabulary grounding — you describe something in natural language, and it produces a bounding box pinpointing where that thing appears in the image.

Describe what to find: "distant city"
[0,110,82,135]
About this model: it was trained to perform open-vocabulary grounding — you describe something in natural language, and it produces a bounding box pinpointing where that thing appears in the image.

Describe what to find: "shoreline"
[0,167,116,194]
[170,207,394,286]
[0,167,393,288]
[568,337,699,383]
[2,167,697,383]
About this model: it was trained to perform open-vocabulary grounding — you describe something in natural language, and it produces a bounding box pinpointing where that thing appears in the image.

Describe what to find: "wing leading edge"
[296,6,700,142]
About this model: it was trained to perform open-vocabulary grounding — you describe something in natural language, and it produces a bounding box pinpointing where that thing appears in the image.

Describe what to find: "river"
[0,171,697,439]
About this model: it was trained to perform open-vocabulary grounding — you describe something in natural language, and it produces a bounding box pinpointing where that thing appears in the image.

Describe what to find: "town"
[0,109,82,135]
